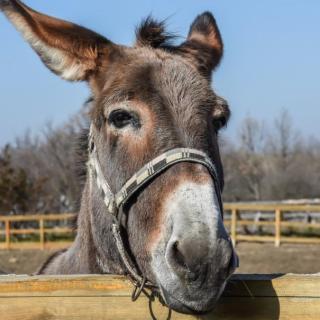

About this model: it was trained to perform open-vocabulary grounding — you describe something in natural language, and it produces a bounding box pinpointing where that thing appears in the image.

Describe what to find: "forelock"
[135,16,177,48]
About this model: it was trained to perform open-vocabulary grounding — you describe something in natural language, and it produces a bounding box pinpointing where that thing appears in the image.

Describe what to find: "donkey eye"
[108,110,139,129]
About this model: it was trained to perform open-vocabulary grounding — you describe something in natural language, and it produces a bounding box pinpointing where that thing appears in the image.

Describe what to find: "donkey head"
[1,0,238,313]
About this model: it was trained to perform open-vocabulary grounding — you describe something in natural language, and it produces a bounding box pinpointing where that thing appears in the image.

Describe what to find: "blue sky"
[1,0,319,146]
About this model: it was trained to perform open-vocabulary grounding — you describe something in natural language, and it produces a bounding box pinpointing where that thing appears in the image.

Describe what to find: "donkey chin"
[150,182,238,314]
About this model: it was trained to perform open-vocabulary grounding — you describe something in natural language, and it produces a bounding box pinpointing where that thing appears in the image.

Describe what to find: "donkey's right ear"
[0,0,114,81]
[177,12,223,79]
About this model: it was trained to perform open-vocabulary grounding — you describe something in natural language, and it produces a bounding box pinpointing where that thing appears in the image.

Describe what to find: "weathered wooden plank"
[1,296,319,320]
[236,220,275,226]
[1,228,74,235]
[280,237,320,244]
[281,221,320,228]
[5,220,10,249]
[0,274,319,320]
[231,209,237,245]
[0,296,191,320]
[0,241,71,250]
[39,218,45,250]
[225,274,320,297]
[9,229,40,234]
[0,213,76,222]
[44,228,75,234]
[0,275,133,297]
[209,297,320,320]
[236,235,275,242]
[1,274,319,298]
[275,209,281,246]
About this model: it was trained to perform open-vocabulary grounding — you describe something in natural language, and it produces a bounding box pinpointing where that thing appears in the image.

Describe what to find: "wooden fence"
[0,213,76,250]
[0,273,319,319]
[0,203,320,249]
[224,203,320,247]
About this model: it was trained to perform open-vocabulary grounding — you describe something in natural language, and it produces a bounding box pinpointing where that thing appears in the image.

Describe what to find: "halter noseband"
[87,124,223,308]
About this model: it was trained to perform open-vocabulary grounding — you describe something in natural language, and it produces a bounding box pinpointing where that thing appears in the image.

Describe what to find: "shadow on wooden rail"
[0,273,319,320]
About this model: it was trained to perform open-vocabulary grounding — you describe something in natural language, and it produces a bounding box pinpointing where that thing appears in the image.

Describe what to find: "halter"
[87,124,223,314]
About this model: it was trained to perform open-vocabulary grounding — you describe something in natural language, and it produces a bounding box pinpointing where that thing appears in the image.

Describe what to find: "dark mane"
[71,97,92,217]
[75,96,93,188]
[76,127,89,184]
[135,16,177,48]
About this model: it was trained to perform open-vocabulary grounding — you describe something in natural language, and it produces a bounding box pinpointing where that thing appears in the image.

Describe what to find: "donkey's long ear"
[0,0,113,81]
[178,12,223,78]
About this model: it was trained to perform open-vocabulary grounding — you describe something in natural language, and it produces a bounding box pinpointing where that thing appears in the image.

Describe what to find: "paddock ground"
[0,242,319,274]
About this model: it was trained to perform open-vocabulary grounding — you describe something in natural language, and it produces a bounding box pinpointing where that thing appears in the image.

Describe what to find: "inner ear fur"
[0,0,114,81]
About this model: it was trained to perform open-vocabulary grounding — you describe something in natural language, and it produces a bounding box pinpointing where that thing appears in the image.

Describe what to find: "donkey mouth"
[153,248,238,314]
[159,283,225,315]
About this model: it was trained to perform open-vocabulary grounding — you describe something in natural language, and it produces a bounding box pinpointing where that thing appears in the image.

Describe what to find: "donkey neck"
[37,177,126,275]
[73,178,126,275]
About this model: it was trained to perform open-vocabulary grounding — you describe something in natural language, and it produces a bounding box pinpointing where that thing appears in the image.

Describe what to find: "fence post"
[275,209,281,247]
[39,218,45,250]
[5,220,10,249]
[231,209,237,246]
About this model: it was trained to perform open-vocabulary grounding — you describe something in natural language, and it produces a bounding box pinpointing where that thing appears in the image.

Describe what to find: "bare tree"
[238,117,267,201]
[4,105,90,214]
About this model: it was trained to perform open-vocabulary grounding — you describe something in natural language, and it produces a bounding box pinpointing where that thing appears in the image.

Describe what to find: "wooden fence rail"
[0,203,320,249]
[0,274,319,319]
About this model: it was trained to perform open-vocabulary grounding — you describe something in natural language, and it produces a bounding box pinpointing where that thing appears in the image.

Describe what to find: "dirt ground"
[0,242,319,274]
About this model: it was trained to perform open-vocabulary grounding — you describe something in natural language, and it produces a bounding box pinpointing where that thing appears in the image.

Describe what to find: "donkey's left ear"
[178,12,223,78]
[0,0,114,82]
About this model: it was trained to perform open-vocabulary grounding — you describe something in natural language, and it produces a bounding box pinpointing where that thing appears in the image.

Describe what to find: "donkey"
[1,0,238,314]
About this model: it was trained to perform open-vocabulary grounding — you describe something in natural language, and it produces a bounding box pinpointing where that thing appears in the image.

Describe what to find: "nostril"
[166,239,206,276]
[169,241,188,271]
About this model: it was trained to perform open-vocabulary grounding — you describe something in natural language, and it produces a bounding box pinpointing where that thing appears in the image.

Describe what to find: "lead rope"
[112,218,172,320]
[114,225,173,320]
[112,222,153,291]
[113,222,172,320]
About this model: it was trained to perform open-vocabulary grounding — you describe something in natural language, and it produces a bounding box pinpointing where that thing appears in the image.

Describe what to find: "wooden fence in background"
[0,274,319,319]
[224,203,320,246]
[0,213,76,250]
[0,203,320,249]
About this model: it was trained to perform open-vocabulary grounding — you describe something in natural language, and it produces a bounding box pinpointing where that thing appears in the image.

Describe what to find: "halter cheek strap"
[87,124,223,305]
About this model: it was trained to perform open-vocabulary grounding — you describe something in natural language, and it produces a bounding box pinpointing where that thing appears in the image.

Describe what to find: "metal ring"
[131,277,147,302]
